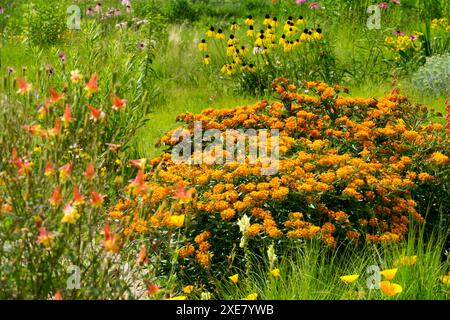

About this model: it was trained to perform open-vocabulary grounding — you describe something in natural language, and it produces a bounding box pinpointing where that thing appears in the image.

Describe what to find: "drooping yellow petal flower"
[229,274,239,284]
[380,268,398,280]
[340,274,359,284]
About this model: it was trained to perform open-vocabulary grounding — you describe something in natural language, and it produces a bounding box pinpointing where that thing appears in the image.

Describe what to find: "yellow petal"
[229,274,239,284]
[169,214,185,228]
[340,274,359,284]
[271,268,280,277]
[380,281,402,296]
[380,268,398,280]
[440,275,450,285]
[242,293,258,300]
[168,296,187,300]
[183,285,194,294]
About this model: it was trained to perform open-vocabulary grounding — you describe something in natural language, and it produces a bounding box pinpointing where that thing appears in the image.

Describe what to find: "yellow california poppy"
[440,275,450,285]
[340,274,359,284]
[183,285,194,294]
[380,281,402,296]
[229,274,239,284]
[169,214,185,228]
[380,268,398,280]
[168,296,187,300]
[242,293,258,300]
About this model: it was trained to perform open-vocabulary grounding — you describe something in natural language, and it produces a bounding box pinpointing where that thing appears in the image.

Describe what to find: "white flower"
[237,214,251,248]
[267,244,277,265]
[201,291,212,300]
[237,214,250,233]
[253,46,263,55]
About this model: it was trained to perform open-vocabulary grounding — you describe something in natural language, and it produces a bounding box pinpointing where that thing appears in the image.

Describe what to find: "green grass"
[215,226,450,300]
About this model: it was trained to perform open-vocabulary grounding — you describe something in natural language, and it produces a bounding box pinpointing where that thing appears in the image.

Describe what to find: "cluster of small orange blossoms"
[193,231,212,268]
[110,77,448,269]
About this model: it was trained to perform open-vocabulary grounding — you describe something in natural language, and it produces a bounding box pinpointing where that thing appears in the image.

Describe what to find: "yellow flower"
[183,285,194,294]
[380,281,402,296]
[271,268,280,277]
[430,152,449,165]
[203,55,211,65]
[394,255,417,266]
[168,296,187,300]
[61,204,80,224]
[242,293,258,300]
[340,274,359,284]
[169,214,185,228]
[440,275,450,285]
[70,69,84,83]
[380,268,398,280]
[229,274,239,284]
[245,16,254,26]
[216,30,225,40]
[198,40,208,52]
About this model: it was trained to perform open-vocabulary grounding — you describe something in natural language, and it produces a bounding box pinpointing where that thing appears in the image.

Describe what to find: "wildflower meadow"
[0,0,449,304]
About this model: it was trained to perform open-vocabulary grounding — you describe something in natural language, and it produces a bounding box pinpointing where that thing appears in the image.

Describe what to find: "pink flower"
[393,30,405,36]
[378,2,389,8]
[309,2,320,9]
[410,34,417,41]
[296,0,307,4]
[392,0,401,4]
[86,8,93,16]
[94,3,102,12]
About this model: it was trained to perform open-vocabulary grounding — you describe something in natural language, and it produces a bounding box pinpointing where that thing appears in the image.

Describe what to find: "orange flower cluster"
[111,78,449,270]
